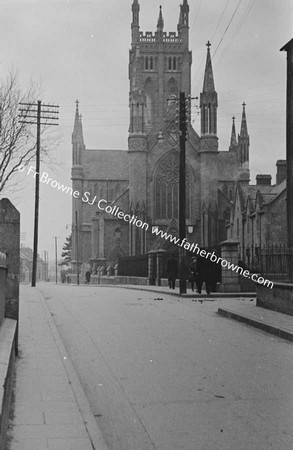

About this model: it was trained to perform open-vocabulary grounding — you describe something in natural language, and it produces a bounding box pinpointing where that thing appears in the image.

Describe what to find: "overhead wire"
[191,0,242,96]
[190,0,204,34]
[213,0,244,57]
[215,0,258,69]
[211,0,231,43]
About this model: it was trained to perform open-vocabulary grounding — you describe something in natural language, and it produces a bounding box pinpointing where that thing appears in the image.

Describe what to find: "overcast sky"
[0,0,292,262]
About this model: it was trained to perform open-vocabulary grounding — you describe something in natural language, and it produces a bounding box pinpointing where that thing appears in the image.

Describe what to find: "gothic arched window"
[173,57,177,70]
[154,153,191,219]
[145,57,149,70]
[167,77,178,97]
[150,56,153,70]
[144,77,154,128]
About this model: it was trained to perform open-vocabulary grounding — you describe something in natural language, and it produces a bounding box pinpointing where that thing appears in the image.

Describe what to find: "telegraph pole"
[75,210,80,286]
[54,237,58,284]
[179,92,187,294]
[19,101,59,287]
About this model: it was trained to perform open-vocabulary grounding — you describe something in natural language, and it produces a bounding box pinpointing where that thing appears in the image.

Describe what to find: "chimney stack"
[256,174,272,186]
[276,159,287,185]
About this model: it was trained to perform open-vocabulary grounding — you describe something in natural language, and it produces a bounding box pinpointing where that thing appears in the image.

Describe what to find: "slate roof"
[83,149,129,180]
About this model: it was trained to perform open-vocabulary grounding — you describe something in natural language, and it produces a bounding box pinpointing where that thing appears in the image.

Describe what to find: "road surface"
[37,283,293,450]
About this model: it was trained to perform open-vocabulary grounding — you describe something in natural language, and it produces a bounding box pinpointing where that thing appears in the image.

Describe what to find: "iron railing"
[118,255,148,278]
[258,245,293,283]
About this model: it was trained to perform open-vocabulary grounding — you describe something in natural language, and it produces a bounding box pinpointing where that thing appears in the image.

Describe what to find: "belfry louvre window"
[155,154,191,219]
[168,56,177,71]
[145,56,154,70]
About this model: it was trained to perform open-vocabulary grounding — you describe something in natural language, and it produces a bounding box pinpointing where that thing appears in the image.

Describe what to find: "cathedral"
[71,0,250,269]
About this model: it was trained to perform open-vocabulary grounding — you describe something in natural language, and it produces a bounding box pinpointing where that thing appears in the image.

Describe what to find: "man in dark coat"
[196,256,212,294]
[166,253,178,289]
[188,257,198,292]
[196,254,219,294]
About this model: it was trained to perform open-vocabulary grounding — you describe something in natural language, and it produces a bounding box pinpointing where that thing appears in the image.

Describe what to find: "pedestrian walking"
[188,257,198,292]
[60,269,66,284]
[85,269,91,284]
[166,253,178,289]
[195,256,212,294]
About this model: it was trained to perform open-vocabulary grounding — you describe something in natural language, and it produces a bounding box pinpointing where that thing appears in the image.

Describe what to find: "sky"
[0,0,292,263]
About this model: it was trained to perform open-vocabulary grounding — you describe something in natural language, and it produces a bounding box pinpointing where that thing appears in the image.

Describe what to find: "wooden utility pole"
[75,210,80,286]
[179,92,187,294]
[281,40,293,250]
[19,101,59,287]
[54,237,58,284]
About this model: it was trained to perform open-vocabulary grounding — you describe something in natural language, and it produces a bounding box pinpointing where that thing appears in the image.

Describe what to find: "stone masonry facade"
[71,0,252,270]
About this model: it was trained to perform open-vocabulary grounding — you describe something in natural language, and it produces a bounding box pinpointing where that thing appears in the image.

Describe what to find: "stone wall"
[0,248,17,449]
[256,282,293,315]
[0,198,20,325]
[0,253,6,325]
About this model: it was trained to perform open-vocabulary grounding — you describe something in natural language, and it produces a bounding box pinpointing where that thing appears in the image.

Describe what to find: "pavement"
[75,281,256,298]
[7,285,109,450]
[119,284,293,342]
[6,282,293,449]
[96,284,293,341]
[218,301,293,342]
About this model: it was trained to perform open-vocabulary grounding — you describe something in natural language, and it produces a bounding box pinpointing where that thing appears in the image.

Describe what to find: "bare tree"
[0,71,46,193]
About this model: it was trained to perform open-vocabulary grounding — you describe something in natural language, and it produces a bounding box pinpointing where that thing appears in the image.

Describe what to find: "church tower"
[128,0,192,255]
[128,0,192,134]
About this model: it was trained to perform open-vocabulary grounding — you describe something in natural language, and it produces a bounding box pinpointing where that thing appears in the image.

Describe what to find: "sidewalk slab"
[218,301,293,342]
[119,284,256,298]
[7,285,109,450]
[62,281,256,298]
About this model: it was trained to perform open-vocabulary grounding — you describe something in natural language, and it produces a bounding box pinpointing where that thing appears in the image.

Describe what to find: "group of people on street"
[166,252,220,294]
[188,255,218,294]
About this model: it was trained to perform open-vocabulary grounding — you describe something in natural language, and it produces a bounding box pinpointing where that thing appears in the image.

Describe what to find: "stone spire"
[200,42,218,139]
[181,0,189,26]
[157,5,164,30]
[73,99,80,134]
[177,0,189,47]
[229,116,238,151]
[238,102,250,165]
[131,0,140,46]
[240,102,248,136]
[72,99,84,145]
[203,41,215,92]
[78,113,84,146]
[132,0,139,24]
[72,100,85,165]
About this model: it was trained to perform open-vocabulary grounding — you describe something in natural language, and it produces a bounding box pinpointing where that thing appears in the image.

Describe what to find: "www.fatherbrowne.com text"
[20,165,274,289]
